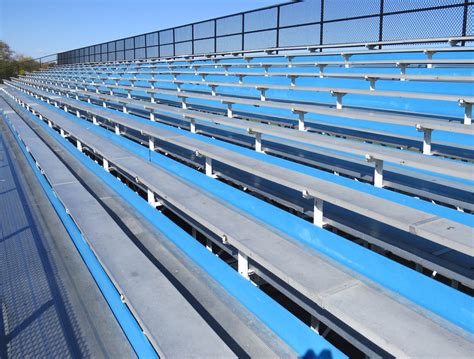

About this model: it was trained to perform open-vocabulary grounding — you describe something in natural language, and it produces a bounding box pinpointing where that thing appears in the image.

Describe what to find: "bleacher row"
[1,37,473,357]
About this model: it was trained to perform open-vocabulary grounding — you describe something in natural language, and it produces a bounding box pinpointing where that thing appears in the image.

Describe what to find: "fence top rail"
[57,36,474,68]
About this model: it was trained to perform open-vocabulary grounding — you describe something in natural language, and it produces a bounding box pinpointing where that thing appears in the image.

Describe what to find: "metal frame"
[46,0,473,65]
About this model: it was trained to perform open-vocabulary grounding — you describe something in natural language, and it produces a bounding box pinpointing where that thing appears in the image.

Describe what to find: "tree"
[0,41,42,82]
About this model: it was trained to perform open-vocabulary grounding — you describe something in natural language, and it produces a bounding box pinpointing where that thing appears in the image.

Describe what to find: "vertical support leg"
[368,78,376,91]
[298,112,305,131]
[190,118,196,133]
[103,158,110,172]
[150,111,155,121]
[63,105,68,112]
[374,159,383,188]
[181,98,187,109]
[76,110,80,118]
[148,137,154,151]
[92,115,98,125]
[463,103,472,125]
[259,88,266,101]
[122,105,127,114]
[205,156,213,177]
[238,251,249,280]
[313,198,324,228]
[255,132,263,153]
[206,238,213,252]
[147,188,155,206]
[76,140,82,152]
[227,103,233,118]
[60,128,66,138]
[310,316,320,334]
[103,101,107,108]
[115,124,120,135]
[422,128,432,155]
[335,93,344,110]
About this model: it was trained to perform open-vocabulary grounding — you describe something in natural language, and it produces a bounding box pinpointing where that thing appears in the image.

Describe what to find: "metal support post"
[238,251,249,280]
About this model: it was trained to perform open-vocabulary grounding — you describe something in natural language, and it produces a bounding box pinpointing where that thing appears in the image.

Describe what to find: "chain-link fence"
[52,0,473,65]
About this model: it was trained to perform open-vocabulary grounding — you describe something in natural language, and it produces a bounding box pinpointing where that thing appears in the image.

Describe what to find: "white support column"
[60,128,66,137]
[310,316,320,334]
[150,94,156,103]
[259,88,266,101]
[417,125,433,155]
[127,90,131,99]
[424,51,434,68]
[313,197,324,228]
[255,132,263,153]
[398,63,407,76]
[47,120,53,128]
[227,103,233,118]
[205,156,213,177]
[87,98,91,103]
[296,111,305,131]
[238,251,249,280]
[122,105,128,114]
[210,85,216,96]
[459,100,472,125]
[63,105,68,112]
[206,238,213,252]
[76,140,82,152]
[342,53,351,67]
[103,158,110,172]
[374,159,383,188]
[331,91,345,110]
[148,137,155,151]
[190,118,196,133]
[147,188,157,207]
[289,75,296,87]
[76,110,80,118]
[115,124,120,135]
[366,155,384,187]
[366,77,376,91]
[92,115,98,125]
[303,190,325,228]
[181,98,187,109]
[103,101,107,108]
[150,111,155,121]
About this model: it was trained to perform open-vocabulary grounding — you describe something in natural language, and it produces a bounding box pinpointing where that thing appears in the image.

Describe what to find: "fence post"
[378,0,384,49]
[241,14,245,51]
[214,19,217,53]
[319,0,324,51]
[276,5,280,51]
[462,0,468,46]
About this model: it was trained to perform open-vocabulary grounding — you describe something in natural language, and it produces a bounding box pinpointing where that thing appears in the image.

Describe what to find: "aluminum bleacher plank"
[24,80,471,180]
[7,82,473,255]
[21,77,473,135]
[4,103,237,358]
[6,88,474,357]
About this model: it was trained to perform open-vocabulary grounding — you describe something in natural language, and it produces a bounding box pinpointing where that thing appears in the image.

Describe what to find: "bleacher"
[1,35,473,357]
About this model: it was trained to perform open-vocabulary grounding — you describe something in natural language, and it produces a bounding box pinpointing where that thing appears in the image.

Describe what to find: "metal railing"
[47,0,473,65]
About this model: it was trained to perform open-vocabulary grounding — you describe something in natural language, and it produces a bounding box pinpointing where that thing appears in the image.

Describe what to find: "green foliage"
[0,40,42,82]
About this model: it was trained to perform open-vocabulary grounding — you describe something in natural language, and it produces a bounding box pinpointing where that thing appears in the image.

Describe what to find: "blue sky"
[1,0,283,58]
